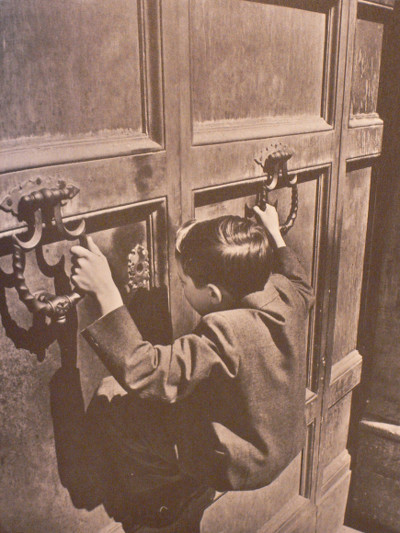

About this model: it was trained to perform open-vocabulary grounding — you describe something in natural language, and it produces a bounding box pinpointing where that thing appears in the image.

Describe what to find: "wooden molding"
[329,350,363,407]
[358,0,395,10]
[99,523,124,533]
[301,419,317,499]
[306,389,318,424]
[307,168,331,392]
[0,134,162,174]
[190,0,340,145]
[330,349,362,383]
[258,496,315,533]
[316,469,351,533]
[349,114,384,129]
[193,116,332,146]
[346,123,384,162]
[360,418,400,443]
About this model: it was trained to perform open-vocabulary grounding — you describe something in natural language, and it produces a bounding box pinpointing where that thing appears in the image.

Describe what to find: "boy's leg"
[86,376,183,495]
[86,376,215,529]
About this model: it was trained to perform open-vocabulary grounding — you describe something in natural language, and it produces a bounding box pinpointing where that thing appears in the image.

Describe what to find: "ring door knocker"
[0,178,87,324]
[246,144,298,235]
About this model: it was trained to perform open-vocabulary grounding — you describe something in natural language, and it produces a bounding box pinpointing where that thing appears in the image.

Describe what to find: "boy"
[70,204,314,526]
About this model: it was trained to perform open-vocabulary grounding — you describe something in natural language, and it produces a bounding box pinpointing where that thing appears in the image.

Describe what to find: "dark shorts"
[86,376,183,495]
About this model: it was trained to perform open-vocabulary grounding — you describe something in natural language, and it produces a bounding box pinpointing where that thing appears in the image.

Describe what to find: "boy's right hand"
[70,236,123,316]
[253,204,286,249]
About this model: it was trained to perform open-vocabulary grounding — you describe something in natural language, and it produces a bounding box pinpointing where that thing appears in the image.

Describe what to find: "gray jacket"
[83,247,314,491]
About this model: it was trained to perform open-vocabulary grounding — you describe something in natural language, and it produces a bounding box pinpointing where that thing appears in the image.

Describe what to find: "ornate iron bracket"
[0,178,86,324]
[246,144,298,235]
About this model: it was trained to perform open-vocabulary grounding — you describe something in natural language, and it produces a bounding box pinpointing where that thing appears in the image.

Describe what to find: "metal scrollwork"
[1,179,86,324]
[247,143,298,235]
[127,244,150,292]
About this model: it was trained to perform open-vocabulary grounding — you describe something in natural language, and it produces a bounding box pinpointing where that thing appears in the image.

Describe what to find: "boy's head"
[175,215,272,315]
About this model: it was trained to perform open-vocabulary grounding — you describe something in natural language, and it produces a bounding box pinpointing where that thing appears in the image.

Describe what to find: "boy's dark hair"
[175,216,272,300]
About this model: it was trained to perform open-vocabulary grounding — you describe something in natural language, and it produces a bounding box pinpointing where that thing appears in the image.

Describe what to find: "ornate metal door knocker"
[246,144,298,235]
[0,178,87,324]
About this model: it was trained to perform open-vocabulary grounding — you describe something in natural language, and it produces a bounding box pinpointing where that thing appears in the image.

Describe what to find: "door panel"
[189,0,337,144]
[1,1,142,138]
[331,164,372,365]
[191,1,327,121]
[0,0,164,172]
[350,4,385,119]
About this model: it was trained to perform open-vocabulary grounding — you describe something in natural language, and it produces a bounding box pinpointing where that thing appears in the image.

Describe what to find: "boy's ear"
[207,284,223,304]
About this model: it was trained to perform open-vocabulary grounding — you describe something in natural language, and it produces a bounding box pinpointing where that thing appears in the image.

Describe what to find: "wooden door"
[0,1,393,532]
[180,1,346,531]
[0,2,180,532]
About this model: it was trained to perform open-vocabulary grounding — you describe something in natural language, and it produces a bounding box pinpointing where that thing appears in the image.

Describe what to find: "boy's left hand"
[70,236,123,316]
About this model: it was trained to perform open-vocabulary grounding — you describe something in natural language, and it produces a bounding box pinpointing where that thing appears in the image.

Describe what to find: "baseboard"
[316,469,351,533]
[321,449,351,496]
[258,495,315,533]
[99,522,124,533]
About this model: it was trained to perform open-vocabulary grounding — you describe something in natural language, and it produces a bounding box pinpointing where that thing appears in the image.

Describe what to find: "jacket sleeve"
[273,246,315,311]
[82,307,238,402]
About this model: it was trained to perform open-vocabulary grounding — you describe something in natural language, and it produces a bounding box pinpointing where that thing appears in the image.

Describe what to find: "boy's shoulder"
[197,307,256,337]
[194,307,273,359]
[198,277,278,330]
[199,271,304,330]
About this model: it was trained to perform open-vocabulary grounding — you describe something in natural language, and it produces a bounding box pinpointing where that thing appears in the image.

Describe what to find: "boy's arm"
[272,247,315,310]
[70,238,234,402]
[82,307,235,402]
[253,205,315,310]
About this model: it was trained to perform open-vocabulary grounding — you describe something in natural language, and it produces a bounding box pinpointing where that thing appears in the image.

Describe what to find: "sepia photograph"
[0,1,399,532]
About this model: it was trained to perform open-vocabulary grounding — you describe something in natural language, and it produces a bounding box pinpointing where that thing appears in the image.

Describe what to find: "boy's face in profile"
[177,259,213,316]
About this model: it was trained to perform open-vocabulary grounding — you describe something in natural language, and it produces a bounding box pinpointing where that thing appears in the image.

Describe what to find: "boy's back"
[83,245,314,492]
[172,246,313,491]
